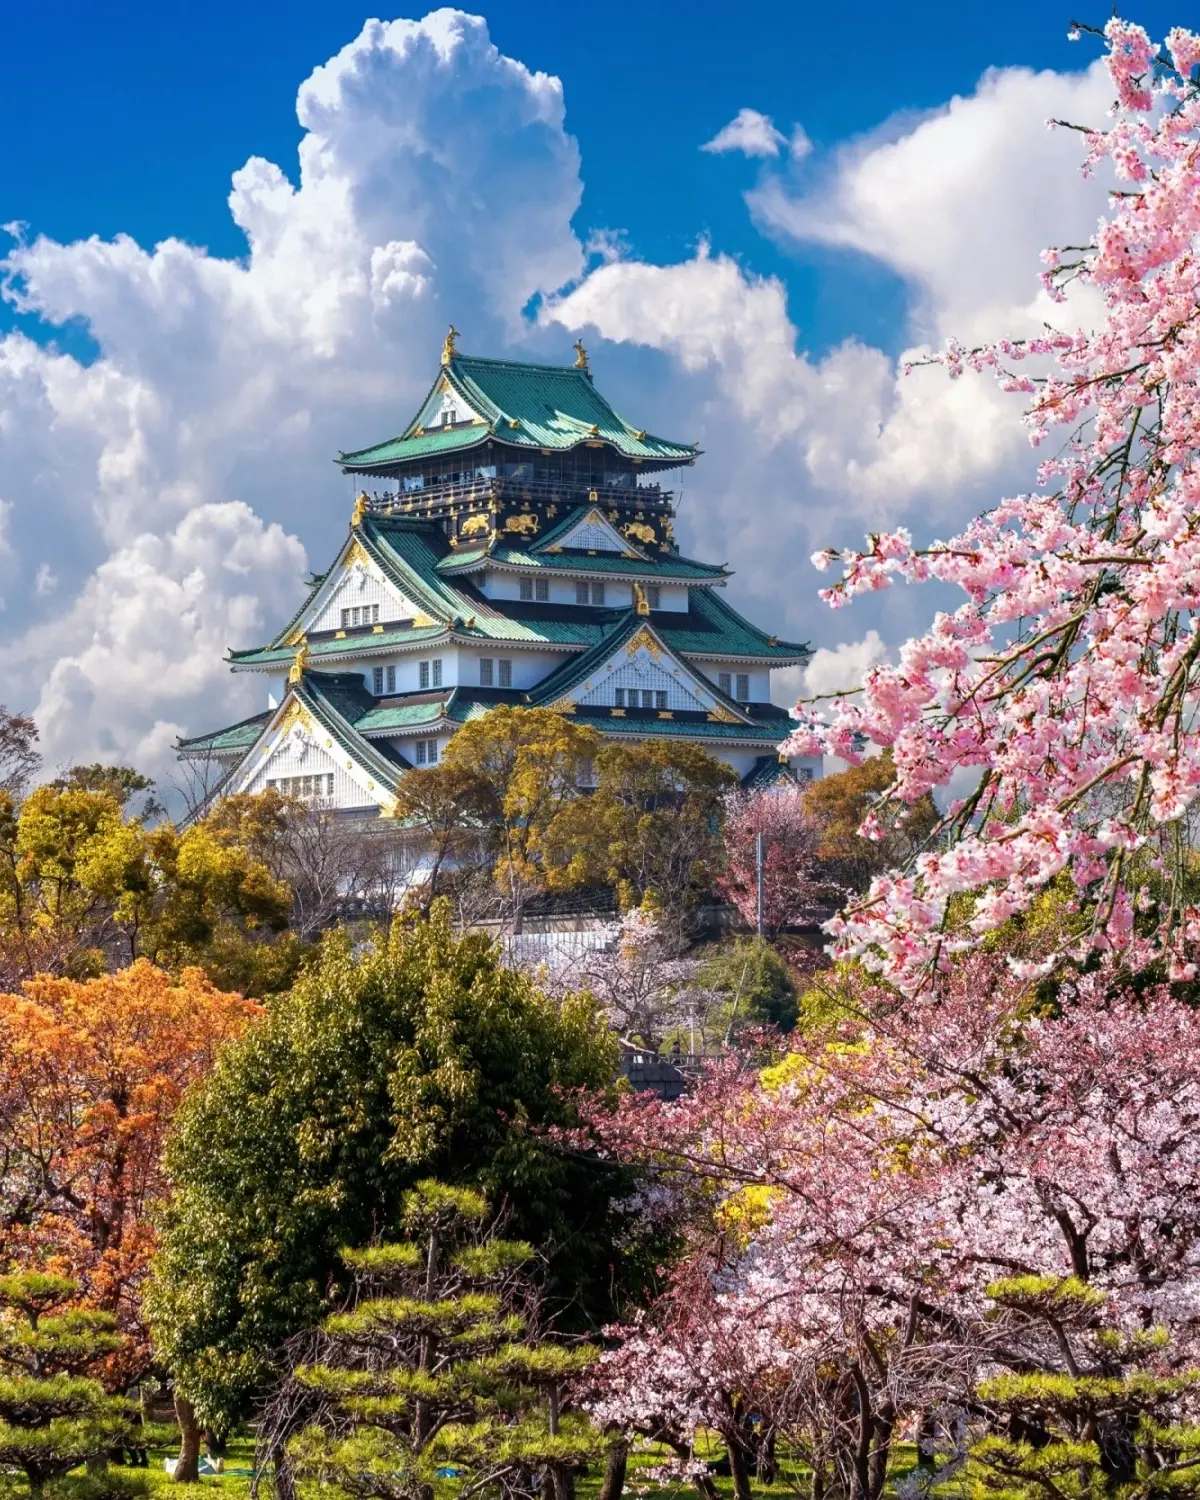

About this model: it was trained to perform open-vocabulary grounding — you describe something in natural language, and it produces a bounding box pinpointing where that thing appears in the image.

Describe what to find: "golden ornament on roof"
[288,638,311,685]
[633,582,652,617]
[351,491,369,527]
[573,339,590,374]
[441,325,460,366]
[504,513,539,536]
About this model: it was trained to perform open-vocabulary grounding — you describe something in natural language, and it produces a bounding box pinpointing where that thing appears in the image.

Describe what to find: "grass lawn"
[29,1432,918,1500]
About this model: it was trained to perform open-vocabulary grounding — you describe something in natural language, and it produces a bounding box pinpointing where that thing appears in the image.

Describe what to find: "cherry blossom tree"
[717,784,825,937]
[784,20,1200,987]
[581,953,1200,1499]
[523,904,720,1053]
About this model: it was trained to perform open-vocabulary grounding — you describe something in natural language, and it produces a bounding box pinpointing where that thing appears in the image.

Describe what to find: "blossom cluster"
[785,21,1200,986]
[582,955,1200,1480]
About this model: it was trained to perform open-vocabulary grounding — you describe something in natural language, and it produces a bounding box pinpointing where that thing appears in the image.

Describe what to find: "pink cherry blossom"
[785,21,1200,988]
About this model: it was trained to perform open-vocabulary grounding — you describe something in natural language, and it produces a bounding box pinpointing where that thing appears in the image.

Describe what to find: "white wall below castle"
[692,662,772,704]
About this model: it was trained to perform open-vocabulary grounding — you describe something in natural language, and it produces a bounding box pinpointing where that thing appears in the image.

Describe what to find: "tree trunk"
[273,1443,297,1500]
[598,1439,629,1500]
[173,1392,202,1484]
[725,1433,754,1500]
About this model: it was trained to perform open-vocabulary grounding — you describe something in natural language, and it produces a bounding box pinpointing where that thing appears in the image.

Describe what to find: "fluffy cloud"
[702,108,788,158]
[0,15,1124,789]
[547,57,1117,668]
[751,61,1115,343]
[0,10,584,777]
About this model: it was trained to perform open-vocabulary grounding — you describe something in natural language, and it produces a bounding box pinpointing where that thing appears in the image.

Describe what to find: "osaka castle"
[179,331,817,814]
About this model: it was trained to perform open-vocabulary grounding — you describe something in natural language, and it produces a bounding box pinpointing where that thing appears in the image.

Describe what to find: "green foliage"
[0,1274,133,1500]
[803,749,940,897]
[545,739,737,934]
[699,938,798,1034]
[965,1276,1200,1500]
[0,781,297,991]
[284,1182,600,1500]
[146,906,636,1430]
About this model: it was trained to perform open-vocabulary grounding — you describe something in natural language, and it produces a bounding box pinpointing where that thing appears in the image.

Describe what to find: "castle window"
[718,672,732,696]
[647,585,661,610]
[737,673,750,701]
[576,582,589,605]
[480,658,494,686]
[271,773,334,800]
[614,689,625,707]
[498,659,512,688]
[578,758,597,788]
[656,691,668,710]
[387,665,396,693]
[415,739,439,766]
[403,475,425,492]
[591,583,605,605]
[535,578,549,602]
[419,661,429,689]
[520,578,534,601]
[373,667,384,695]
[341,604,380,629]
[431,659,443,688]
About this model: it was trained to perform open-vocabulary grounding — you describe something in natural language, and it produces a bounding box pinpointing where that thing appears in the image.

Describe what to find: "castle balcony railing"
[368,474,673,516]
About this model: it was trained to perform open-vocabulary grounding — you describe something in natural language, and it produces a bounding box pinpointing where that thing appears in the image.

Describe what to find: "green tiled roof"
[177,709,272,757]
[236,511,805,669]
[658,588,809,662]
[741,754,800,790]
[437,542,726,582]
[571,708,793,745]
[338,353,696,472]
[234,596,806,672]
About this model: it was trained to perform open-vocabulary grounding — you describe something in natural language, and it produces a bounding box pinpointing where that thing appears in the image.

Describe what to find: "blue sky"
[0,3,1178,775]
[2,1,1176,359]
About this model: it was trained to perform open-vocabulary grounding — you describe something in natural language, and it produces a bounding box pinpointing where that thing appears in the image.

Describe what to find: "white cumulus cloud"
[702,108,787,158]
[0,18,1129,795]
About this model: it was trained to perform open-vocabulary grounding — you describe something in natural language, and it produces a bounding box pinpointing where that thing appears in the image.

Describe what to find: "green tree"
[282,1180,597,1500]
[146,907,637,1446]
[546,742,736,940]
[436,706,601,930]
[699,937,798,1035]
[967,1276,1200,1500]
[0,782,296,992]
[0,1272,134,1500]
[51,766,163,823]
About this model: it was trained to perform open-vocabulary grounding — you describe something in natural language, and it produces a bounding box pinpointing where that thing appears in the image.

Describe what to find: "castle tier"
[179,334,817,814]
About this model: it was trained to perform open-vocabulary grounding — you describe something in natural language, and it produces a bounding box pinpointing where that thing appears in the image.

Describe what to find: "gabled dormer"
[277,533,434,644]
[532,505,645,559]
[530,613,755,724]
[413,371,488,434]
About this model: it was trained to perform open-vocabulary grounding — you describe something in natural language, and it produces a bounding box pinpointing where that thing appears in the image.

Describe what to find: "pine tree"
[0,1272,134,1500]
[281,1180,599,1500]
[968,1276,1200,1500]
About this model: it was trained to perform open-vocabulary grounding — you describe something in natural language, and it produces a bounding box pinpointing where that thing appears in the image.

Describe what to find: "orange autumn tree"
[0,960,259,1385]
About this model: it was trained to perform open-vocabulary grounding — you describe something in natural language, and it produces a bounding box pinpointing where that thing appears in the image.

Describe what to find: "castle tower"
[179,337,815,813]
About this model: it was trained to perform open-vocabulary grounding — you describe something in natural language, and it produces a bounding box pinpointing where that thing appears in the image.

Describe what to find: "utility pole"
[755,830,765,940]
